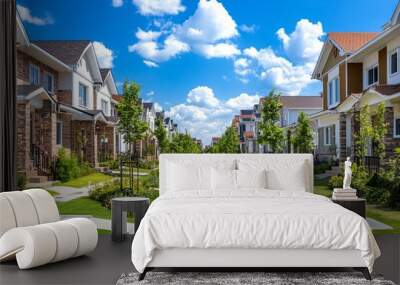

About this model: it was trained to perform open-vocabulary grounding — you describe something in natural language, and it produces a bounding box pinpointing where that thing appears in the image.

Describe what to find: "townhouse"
[16,15,118,182]
[311,3,400,162]
[235,96,322,153]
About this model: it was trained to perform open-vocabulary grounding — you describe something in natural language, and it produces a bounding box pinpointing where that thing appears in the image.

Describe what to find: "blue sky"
[18,0,398,144]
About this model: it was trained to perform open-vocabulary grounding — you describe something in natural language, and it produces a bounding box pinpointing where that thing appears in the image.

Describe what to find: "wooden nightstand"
[332,198,366,218]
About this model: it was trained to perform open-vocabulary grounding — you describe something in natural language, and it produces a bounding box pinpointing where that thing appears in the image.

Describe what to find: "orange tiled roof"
[112,94,123,102]
[328,32,379,53]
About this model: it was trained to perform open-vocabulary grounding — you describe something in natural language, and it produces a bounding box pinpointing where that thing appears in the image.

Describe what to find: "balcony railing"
[31,144,55,178]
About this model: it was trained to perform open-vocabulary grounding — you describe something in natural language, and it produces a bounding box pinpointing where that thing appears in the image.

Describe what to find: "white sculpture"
[343,157,352,190]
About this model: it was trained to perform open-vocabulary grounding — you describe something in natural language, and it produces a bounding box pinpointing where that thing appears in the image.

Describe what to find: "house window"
[44,72,54,93]
[101,99,108,114]
[390,50,398,75]
[79,83,87,107]
[367,65,378,86]
[56,122,62,145]
[29,64,40,85]
[395,118,400,138]
[324,127,331,145]
[328,77,339,107]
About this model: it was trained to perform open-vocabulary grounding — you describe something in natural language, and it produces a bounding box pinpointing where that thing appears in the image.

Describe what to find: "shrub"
[55,148,79,182]
[99,159,119,170]
[17,174,27,190]
[55,148,95,182]
[328,175,343,189]
[314,161,331,175]
[138,159,158,170]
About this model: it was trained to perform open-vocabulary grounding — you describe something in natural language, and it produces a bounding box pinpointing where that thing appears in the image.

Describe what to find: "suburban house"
[311,4,400,162]
[236,96,322,153]
[16,15,118,183]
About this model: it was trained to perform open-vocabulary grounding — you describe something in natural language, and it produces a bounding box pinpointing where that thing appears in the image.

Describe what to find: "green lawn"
[314,178,400,235]
[57,197,111,219]
[53,173,113,188]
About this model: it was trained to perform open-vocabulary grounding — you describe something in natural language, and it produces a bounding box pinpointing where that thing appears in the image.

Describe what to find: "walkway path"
[48,185,90,202]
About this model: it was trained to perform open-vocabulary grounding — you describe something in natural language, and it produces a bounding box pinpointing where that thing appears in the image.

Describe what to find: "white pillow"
[167,162,212,192]
[212,168,237,191]
[236,169,267,189]
[266,161,308,191]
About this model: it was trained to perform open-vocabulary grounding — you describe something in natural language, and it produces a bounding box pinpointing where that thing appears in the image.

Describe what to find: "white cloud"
[237,19,324,95]
[154,102,163,112]
[129,35,190,62]
[187,86,220,107]
[133,0,185,16]
[225,93,260,109]
[17,5,54,26]
[234,57,252,77]
[195,43,240,59]
[112,0,123,7]
[143,60,159,67]
[93,41,115,68]
[146,91,155,97]
[129,0,239,63]
[165,86,260,144]
[135,28,162,41]
[176,0,238,43]
[276,19,324,62]
[239,24,256,33]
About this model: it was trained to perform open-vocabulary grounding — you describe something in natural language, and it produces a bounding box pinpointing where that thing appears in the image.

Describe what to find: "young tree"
[116,82,148,193]
[372,102,387,162]
[154,117,169,153]
[169,132,201,153]
[355,105,373,163]
[292,112,314,153]
[258,90,284,152]
[211,127,239,153]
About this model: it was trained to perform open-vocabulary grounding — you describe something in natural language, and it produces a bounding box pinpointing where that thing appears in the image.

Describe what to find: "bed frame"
[138,154,372,281]
[138,248,371,280]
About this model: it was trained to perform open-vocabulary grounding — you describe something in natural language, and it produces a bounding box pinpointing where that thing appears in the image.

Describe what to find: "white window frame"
[366,64,379,87]
[79,83,88,108]
[101,99,108,114]
[394,114,400,138]
[324,127,332,146]
[389,49,399,77]
[328,77,339,109]
[44,71,54,93]
[29,63,40,85]
[56,121,63,145]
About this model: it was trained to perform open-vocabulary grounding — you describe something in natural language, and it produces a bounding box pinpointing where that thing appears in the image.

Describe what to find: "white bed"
[131,154,380,280]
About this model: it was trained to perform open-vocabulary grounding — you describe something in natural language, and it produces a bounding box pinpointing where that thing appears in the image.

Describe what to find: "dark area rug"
[116,271,396,285]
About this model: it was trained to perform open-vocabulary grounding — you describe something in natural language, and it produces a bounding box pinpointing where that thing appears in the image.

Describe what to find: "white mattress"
[131,190,380,273]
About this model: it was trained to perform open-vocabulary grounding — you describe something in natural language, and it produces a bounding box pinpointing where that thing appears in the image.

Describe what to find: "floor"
[1,234,399,285]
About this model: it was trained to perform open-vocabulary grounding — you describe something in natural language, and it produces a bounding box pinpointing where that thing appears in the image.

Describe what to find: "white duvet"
[131,190,380,273]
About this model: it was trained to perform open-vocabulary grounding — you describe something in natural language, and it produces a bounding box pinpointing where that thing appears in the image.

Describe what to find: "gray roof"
[100,68,111,81]
[17,85,42,96]
[143,102,154,109]
[33,40,91,66]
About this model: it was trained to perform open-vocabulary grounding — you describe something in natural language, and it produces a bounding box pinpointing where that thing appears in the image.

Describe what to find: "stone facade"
[384,107,400,158]
[96,123,116,163]
[339,112,347,161]
[57,90,72,105]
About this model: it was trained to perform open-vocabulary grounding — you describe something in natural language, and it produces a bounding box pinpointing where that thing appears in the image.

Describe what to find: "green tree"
[372,102,387,162]
[355,105,373,163]
[211,127,239,153]
[116,82,148,193]
[258,90,284,152]
[154,117,170,153]
[169,132,201,153]
[292,112,314,153]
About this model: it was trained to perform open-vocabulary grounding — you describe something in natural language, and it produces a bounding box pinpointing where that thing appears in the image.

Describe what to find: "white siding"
[362,51,378,89]
[387,36,400,85]
[72,72,94,109]
[328,66,339,81]
[97,84,112,116]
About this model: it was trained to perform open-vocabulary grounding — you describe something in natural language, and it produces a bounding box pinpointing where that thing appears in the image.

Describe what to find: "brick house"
[311,3,400,162]
[16,15,118,183]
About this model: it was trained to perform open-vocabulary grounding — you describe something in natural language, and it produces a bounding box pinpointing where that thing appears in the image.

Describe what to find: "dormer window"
[367,65,378,86]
